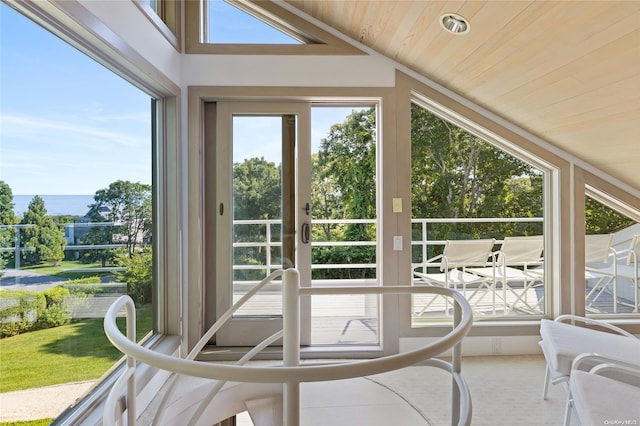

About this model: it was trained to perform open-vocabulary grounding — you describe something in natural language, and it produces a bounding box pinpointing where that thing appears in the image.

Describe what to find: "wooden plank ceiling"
[284,1,640,192]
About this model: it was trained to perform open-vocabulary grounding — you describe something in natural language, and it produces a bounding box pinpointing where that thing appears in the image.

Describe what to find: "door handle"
[301,223,310,244]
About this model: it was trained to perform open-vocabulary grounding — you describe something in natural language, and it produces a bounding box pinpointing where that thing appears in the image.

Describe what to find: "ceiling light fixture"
[440,13,470,35]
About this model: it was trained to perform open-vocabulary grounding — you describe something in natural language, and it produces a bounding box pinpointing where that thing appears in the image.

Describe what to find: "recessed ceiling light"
[440,13,470,35]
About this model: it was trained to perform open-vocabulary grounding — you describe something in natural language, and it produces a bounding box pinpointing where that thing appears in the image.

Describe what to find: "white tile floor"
[232,354,568,426]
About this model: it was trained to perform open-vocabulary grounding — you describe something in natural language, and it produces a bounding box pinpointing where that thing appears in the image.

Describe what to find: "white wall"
[78,0,182,86]
[181,54,395,87]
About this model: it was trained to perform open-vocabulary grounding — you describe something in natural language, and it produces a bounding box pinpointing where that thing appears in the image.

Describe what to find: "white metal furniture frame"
[413,238,496,315]
[539,315,639,404]
[468,235,544,314]
[584,234,617,312]
[565,353,640,426]
[587,234,639,313]
[104,269,474,426]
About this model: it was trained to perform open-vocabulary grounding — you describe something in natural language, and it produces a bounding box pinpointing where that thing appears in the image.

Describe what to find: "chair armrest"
[572,353,640,386]
[412,254,444,273]
[572,353,640,372]
[613,247,638,267]
[555,314,637,338]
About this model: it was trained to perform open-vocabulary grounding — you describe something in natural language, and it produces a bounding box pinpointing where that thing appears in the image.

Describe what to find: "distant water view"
[12,195,95,217]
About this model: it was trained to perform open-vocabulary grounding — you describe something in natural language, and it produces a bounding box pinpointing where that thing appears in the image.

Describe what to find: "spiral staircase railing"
[103,268,474,425]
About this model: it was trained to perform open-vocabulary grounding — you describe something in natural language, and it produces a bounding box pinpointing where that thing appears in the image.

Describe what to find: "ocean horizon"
[12,194,95,217]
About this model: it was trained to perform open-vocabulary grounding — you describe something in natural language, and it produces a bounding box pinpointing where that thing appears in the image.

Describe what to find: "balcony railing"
[231,217,543,281]
[0,222,130,270]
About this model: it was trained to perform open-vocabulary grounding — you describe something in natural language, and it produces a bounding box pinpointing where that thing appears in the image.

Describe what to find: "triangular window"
[206,0,304,44]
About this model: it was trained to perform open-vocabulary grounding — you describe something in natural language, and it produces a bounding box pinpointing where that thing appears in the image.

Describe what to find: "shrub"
[0,291,46,338]
[36,304,71,329]
[117,247,152,307]
[37,286,72,329]
[63,276,102,296]
[43,285,70,307]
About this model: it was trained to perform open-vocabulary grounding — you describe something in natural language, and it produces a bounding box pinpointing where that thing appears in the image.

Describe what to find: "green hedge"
[0,280,108,338]
[0,291,46,337]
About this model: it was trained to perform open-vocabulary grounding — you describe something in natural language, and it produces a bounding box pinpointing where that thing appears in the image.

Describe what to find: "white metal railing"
[0,222,127,269]
[0,217,542,273]
[103,268,474,426]
[231,216,543,280]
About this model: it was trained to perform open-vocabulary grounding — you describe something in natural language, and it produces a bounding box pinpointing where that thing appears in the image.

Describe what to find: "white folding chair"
[615,235,640,312]
[413,238,496,315]
[584,234,617,312]
[589,234,640,312]
[468,235,544,314]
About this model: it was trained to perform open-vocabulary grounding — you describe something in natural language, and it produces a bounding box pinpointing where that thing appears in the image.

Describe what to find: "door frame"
[213,101,312,345]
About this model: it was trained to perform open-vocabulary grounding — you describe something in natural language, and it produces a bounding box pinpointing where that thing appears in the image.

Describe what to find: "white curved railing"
[104,268,474,425]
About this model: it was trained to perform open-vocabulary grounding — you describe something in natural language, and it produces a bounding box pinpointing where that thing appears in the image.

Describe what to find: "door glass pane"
[310,106,379,345]
[232,116,283,317]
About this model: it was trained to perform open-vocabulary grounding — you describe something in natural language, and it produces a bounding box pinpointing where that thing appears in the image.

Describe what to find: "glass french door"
[211,101,380,347]
[214,102,312,346]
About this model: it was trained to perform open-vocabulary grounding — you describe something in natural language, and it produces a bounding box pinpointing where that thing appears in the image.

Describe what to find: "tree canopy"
[410,103,543,242]
[20,196,66,265]
[85,180,152,257]
[0,181,17,270]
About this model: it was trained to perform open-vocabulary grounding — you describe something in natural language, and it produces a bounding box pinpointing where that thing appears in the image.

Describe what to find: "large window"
[0,4,156,422]
[409,102,545,322]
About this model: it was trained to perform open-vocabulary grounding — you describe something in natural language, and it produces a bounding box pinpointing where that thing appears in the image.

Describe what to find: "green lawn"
[0,420,53,426]
[21,260,117,280]
[0,308,152,393]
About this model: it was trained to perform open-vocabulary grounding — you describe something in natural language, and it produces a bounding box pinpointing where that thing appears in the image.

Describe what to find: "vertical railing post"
[451,299,462,425]
[14,226,21,269]
[283,268,300,426]
[266,222,272,276]
[422,221,428,273]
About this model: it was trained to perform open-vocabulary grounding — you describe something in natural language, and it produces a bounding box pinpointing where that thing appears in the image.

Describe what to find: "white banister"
[104,269,474,425]
[283,268,300,425]
[102,296,136,426]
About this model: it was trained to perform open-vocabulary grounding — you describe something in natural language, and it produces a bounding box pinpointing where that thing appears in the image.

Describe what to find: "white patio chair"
[468,235,544,314]
[539,315,640,402]
[413,238,496,315]
[589,234,639,312]
[565,353,640,426]
[584,234,617,312]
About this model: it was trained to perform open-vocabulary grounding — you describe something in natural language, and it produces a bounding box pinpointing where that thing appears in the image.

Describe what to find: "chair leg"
[563,393,573,426]
[542,365,550,400]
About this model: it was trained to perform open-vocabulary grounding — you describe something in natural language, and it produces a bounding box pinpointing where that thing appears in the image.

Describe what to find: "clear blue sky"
[0,3,152,195]
[0,2,367,196]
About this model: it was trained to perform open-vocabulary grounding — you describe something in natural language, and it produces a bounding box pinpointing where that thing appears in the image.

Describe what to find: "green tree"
[310,153,343,241]
[116,247,152,306]
[233,157,281,221]
[20,196,66,266]
[410,103,542,242]
[318,108,377,224]
[79,224,118,267]
[585,197,635,234]
[232,157,282,280]
[0,181,17,271]
[86,180,152,257]
[313,108,377,278]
